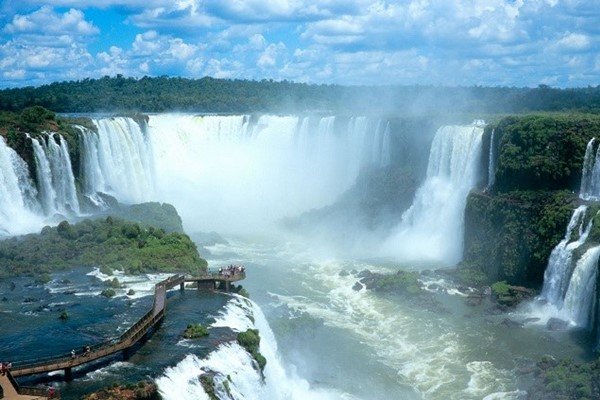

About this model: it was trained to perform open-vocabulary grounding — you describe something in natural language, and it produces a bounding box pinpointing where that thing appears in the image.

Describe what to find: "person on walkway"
[71,349,76,359]
[47,385,55,399]
[6,361,11,373]
[0,362,5,376]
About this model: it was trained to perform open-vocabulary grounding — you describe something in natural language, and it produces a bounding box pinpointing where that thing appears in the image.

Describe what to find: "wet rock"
[338,270,350,277]
[1,297,7,302]
[10,282,16,290]
[357,269,373,279]
[501,318,524,328]
[465,297,483,307]
[62,290,76,295]
[352,282,363,291]
[523,317,540,324]
[546,318,569,331]
[23,297,38,303]
[427,283,443,292]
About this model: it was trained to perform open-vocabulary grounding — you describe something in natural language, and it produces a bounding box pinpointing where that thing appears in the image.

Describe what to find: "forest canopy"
[0,75,599,114]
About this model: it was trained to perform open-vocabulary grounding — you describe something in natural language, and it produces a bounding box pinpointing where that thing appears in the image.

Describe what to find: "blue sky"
[0,0,599,88]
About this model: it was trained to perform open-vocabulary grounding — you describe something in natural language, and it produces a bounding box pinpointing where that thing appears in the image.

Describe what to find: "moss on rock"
[460,190,576,286]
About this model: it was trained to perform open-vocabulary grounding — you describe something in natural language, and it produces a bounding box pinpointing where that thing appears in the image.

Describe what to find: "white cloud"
[554,32,591,51]
[1,1,600,87]
[4,6,98,36]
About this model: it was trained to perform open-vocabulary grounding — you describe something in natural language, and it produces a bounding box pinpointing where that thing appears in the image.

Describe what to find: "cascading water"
[579,138,600,200]
[383,124,484,266]
[82,118,155,204]
[562,245,600,328]
[0,136,42,235]
[536,145,600,329]
[156,296,352,400]
[30,133,80,215]
[487,128,496,189]
[80,114,391,233]
[539,206,591,306]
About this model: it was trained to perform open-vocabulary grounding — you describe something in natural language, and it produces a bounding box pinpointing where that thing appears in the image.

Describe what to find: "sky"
[0,0,599,88]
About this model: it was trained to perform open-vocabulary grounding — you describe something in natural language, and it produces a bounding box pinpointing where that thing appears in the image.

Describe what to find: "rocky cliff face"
[460,114,600,287]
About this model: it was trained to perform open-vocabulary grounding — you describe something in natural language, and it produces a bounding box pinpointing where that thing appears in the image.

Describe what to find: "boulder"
[546,318,569,331]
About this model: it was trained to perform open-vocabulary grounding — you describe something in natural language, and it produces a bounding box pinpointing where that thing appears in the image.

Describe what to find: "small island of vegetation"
[0,216,207,279]
[183,323,209,339]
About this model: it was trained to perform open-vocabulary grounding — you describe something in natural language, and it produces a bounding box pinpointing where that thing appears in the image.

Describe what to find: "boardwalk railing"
[8,269,245,379]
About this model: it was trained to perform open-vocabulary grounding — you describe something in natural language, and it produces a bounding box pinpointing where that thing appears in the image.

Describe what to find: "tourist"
[71,349,76,359]
[6,361,11,372]
[0,362,5,376]
[47,385,55,399]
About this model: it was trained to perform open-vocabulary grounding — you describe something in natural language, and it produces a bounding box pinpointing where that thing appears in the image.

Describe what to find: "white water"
[0,136,43,235]
[487,128,496,188]
[579,137,600,200]
[539,205,591,306]
[82,118,155,204]
[532,151,600,328]
[383,124,484,266]
[562,245,600,327]
[30,133,79,215]
[157,296,354,400]
[80,114,390,233]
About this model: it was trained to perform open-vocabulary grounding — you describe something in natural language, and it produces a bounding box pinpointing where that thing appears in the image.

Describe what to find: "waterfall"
[540,206,591,306]
[383,124,484,265]
[487,128,496,189]
[580,137,600,200]
[30,133,80,215]
[80,114,391,233]
[562,246,600,328]
[156,296,350,400]
[534,135,600,330]
[0,136,42,235]
[82,117,155,204]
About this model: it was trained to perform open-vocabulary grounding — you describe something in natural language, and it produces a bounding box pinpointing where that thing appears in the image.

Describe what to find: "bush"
[101,289,116,298]
[237,329,267,371]
[491,281,510,297]
[0,216,208,278]
[183,323,209,339]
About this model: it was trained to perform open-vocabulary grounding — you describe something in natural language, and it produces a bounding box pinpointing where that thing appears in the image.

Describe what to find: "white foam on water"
[85,268,174,299]
[269,259,518,400]
[82,361,137,381]
[157,295,356,400]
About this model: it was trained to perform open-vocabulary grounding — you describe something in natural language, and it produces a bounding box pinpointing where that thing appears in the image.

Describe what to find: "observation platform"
[0,267,246,398]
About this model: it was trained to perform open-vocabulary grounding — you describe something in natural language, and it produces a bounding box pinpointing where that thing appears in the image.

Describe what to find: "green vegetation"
[106,202,184,233]
[83,381,160,400]
[1,76,600,114]
[0,106,94,178]
[460,114,600,288]
[237,329,267,371]
[0,216,207,279]
[199,375,218,400]
[364,271,422,295]
[490,281,510,297]
[101,288,116,298]
[530,357,600,400]
[107,278,121,288]
[493,115,600,192]
[461,190,575,286]
[183,323,209,339]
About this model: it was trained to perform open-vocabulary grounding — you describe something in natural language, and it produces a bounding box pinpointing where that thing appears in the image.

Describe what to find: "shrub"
[183,323,209,339]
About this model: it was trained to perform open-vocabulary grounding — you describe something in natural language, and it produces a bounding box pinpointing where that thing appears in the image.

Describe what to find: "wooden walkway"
[0,268,245,398]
